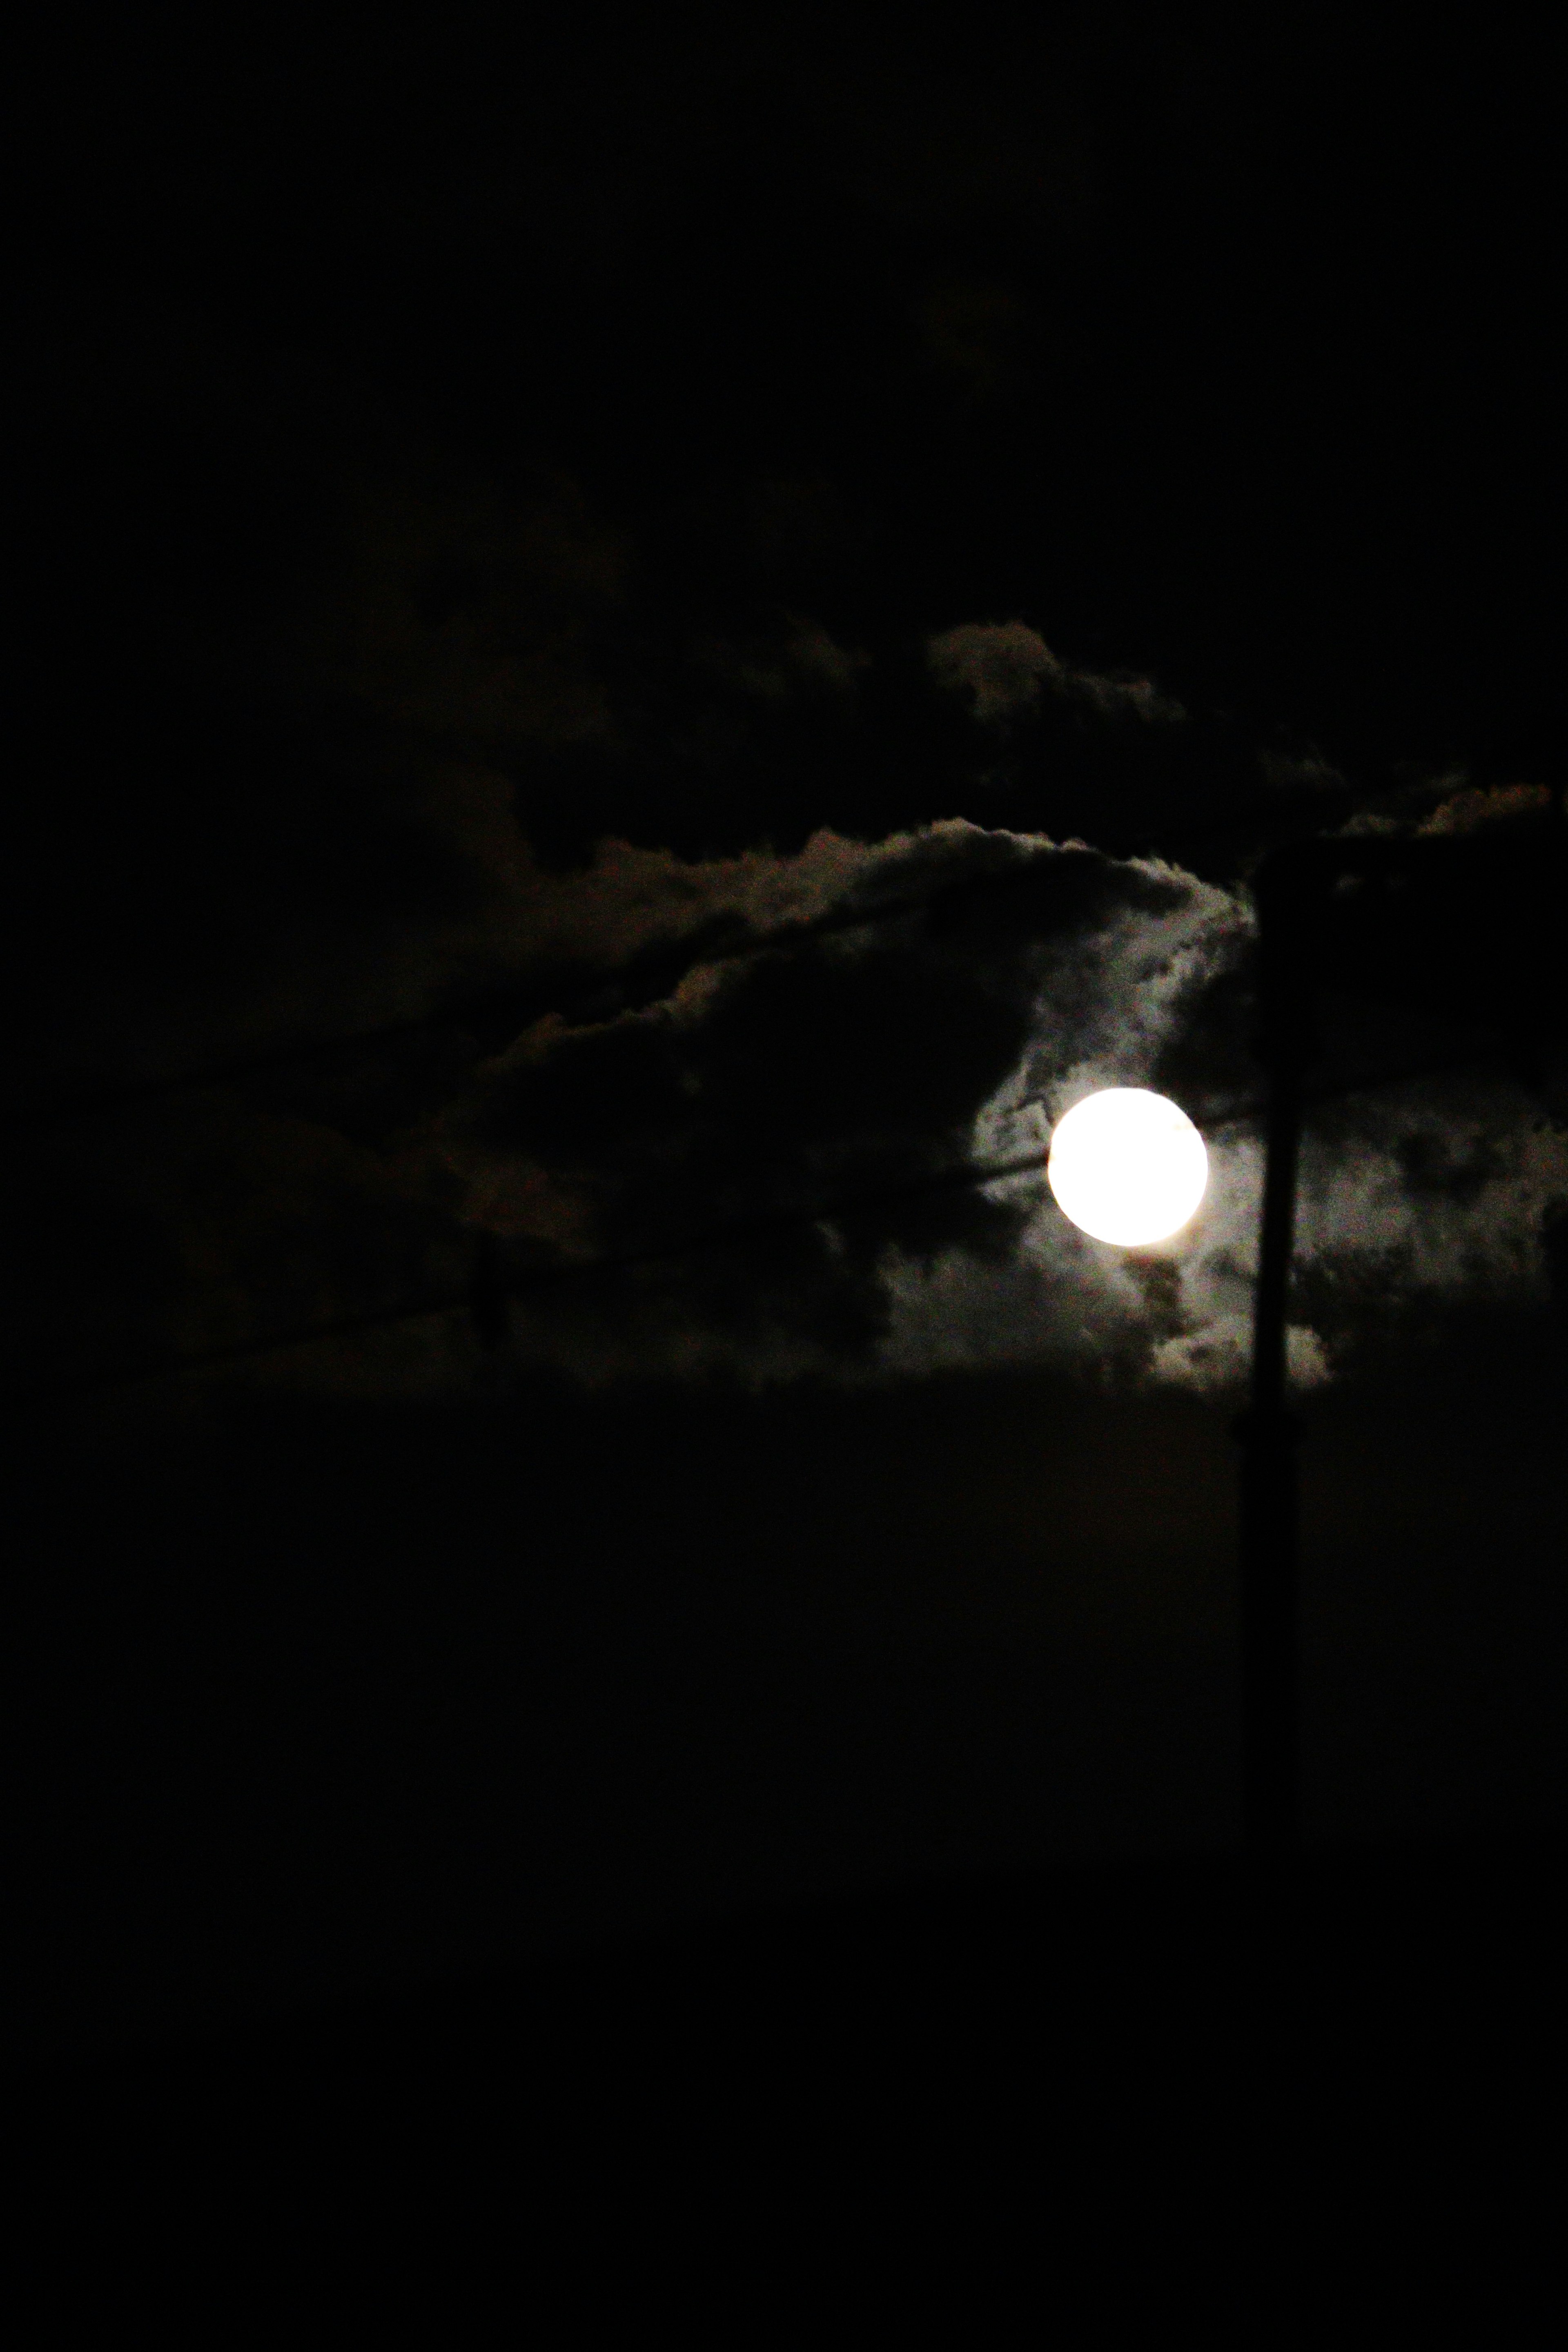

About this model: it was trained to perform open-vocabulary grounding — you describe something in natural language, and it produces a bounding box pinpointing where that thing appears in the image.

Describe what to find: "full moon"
[1046,1088,1208,1246]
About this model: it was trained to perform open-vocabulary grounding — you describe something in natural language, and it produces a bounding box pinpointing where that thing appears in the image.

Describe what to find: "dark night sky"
[7,7,1564,2083]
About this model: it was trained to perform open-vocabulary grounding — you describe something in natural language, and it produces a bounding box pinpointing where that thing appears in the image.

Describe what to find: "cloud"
[66,801,1546,1406]
[927,621,1186,728]
[1147,1318,1331,1394]
[1258,748,1345,795]
[913,280,1036,402]
[16,281,1278,1111]
[878,1068,1268,1394]
[1418,782,1553,836]
[1293,1080,1568,1314]
[18,289,1558,1401]
[430,823,1252,1385]
[871,1062,1567,1400]
[444,808,1563,1401]
[282,467,629,757]
[689,617,866,702]
[29,798,1563,1404]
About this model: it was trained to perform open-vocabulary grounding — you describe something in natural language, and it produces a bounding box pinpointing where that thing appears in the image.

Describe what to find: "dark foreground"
[12,1837,1559,2327]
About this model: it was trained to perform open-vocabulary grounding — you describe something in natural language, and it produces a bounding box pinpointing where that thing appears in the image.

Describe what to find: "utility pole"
[1236,846,1318,1870]
[1236,808,1566,1869]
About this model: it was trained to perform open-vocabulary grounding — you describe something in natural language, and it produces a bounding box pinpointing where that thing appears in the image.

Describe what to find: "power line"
[15,1138,1065,1405]
[19,1036,1546,1408]
[13,802,1300,1138]
[19,809,1560,1403]
[18,765,1557,1141]
[11,869,1063,1135]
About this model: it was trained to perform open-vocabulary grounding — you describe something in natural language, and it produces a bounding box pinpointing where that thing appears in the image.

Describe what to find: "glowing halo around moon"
[1046,1087,1209,1247]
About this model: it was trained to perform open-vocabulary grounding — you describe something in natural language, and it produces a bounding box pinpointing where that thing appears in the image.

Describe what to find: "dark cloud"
[927,621,1187,728]
[17,760,1562,1407]
[409,801,1565,1398]
[423,826,1247,1385]
[10,13,1566,2098]
[23,6,1557,779]
[13,287,1302,1109]
[11,20,1562,1412]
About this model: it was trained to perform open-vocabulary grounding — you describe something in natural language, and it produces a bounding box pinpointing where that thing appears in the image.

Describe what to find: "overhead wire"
[16,801,1561,1403]
[17,738,1558,1141]
[18,1034,1552,1406]
[11,797,1318,1138]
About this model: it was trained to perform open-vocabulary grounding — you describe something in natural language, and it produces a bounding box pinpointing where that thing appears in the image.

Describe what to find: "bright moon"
[1047,1088,1208,1246]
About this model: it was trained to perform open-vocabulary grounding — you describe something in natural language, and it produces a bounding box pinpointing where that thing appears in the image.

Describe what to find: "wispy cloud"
[927,621,1186,728]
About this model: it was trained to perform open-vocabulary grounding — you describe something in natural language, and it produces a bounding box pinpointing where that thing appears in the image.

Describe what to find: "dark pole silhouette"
[1237,808,1566,1867]
[1236,849,1317,1868]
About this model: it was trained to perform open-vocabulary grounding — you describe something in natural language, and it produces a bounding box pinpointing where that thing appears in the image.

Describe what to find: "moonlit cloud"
[927,621,1187,728]
[426,804,1564,1399]
[427,824,1223,1377]
[17,285,1560,1411]
[34,784,1554,1402]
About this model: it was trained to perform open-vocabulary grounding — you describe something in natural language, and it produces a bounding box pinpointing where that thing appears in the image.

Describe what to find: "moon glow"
[1046,1088,1209,1246]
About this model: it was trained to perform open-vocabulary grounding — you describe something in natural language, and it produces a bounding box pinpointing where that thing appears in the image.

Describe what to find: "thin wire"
[13,803,1286,1136]
[18,760,1560,1139]
[10,872,1066,1134]
[14,1142,1064,1405]
[19,1035,1544,1407]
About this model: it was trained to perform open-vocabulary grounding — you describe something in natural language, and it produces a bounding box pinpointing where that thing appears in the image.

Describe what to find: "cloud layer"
[13,291,1561,1405]
[421,818,1566,1396]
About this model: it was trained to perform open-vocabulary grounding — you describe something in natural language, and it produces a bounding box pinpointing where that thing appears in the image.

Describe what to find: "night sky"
[8,13,1566,2249]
